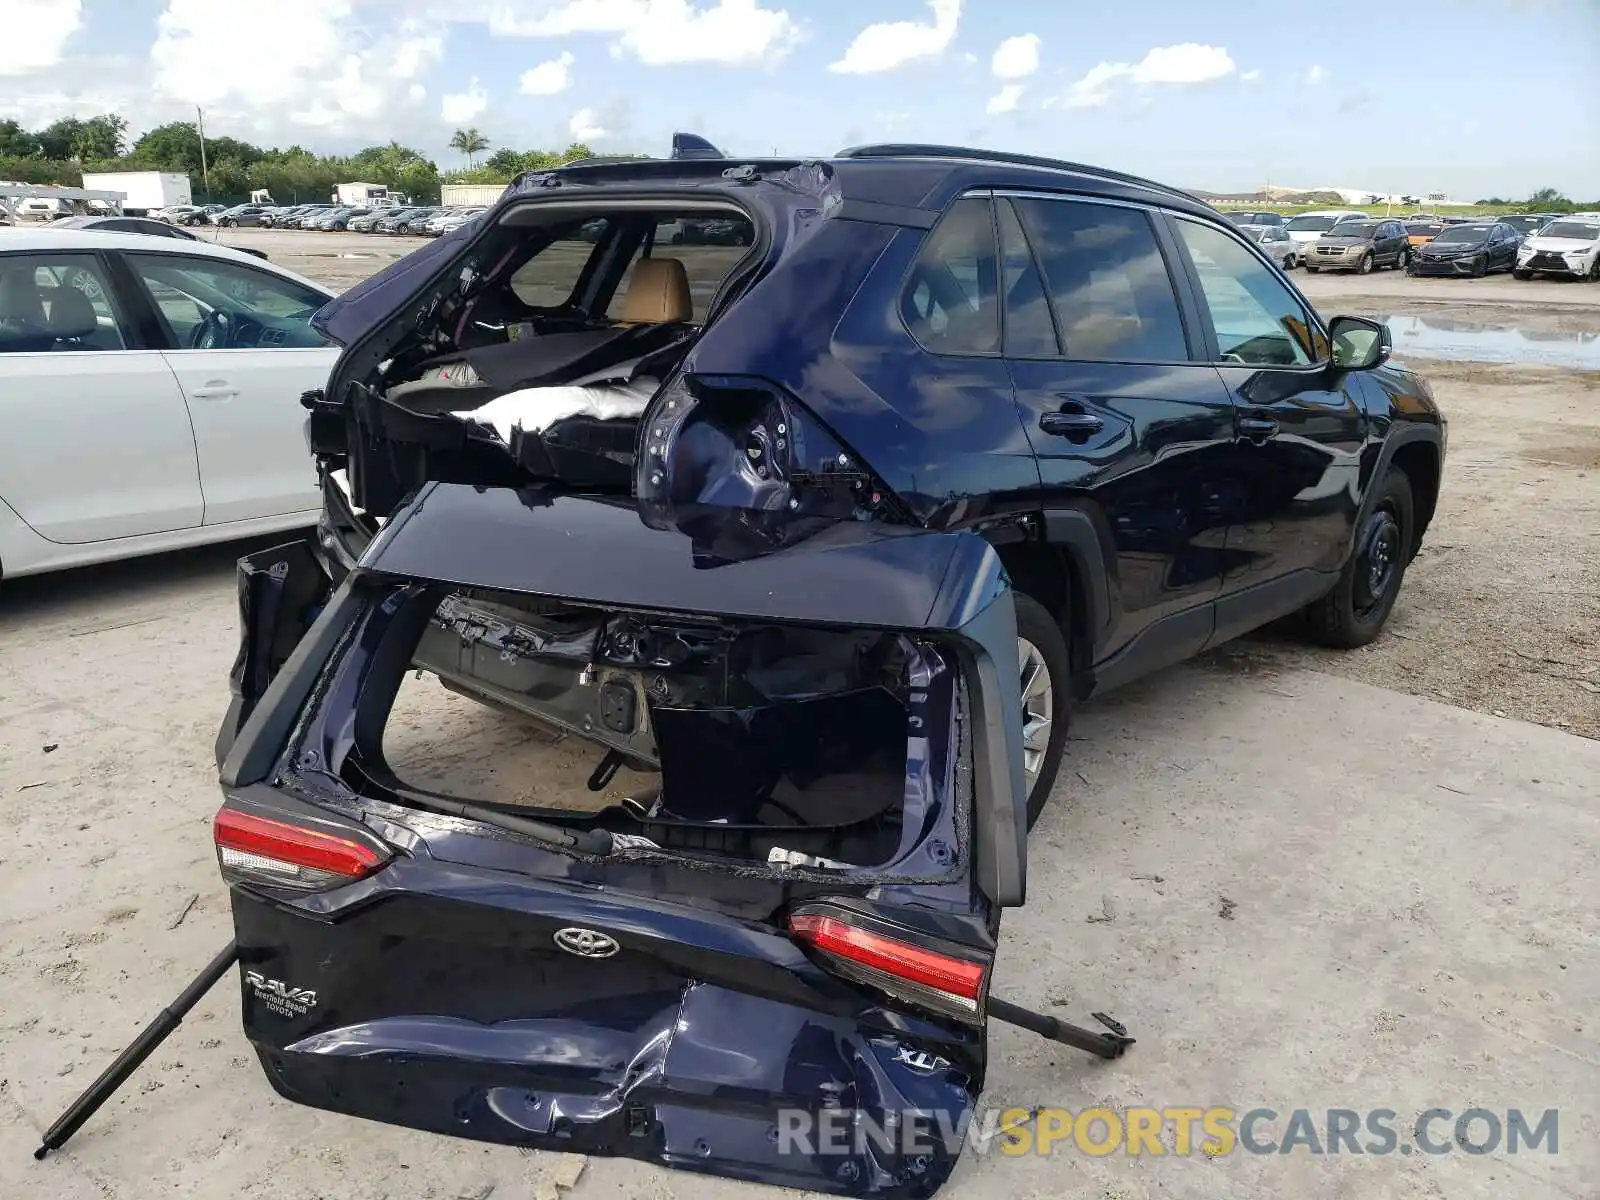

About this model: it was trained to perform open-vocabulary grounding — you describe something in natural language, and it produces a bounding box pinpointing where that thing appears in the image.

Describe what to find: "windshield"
[1406,223,1444,235]
[1331,222,1378,239]
[1434,225,1492,243]
[1539,221,1600,241]
[1286,216,1337,233]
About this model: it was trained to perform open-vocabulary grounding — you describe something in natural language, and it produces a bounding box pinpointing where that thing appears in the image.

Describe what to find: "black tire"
[1471,255,1487,278]
[1306,264,1319,274]
[1357,251,1375,275]
[223,218,238,227]
[1014,592,1072,830]
[1513,269,1532,280]
[1303,470,1414,649]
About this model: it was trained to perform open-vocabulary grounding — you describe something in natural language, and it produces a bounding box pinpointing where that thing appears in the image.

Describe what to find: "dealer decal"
[244,970,318,1017]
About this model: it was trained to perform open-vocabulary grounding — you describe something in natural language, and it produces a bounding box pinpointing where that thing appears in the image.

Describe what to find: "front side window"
[127,253,331,349]
[899,196,1000,356]
[1012,197,1188,362]
[0,254,126,352]
[1175,219,1327,367]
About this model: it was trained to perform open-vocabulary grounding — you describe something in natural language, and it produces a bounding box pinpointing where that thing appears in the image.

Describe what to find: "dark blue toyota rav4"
[214,139,1444,1197]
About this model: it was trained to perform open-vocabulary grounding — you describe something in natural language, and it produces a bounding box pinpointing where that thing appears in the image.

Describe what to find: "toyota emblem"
[554,927,620,959]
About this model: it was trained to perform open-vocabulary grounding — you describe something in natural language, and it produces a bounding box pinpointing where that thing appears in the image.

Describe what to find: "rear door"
[1164,215,1367,640]
[996,192,1238,671]
[121,250,337,525]
[0,249,203,543]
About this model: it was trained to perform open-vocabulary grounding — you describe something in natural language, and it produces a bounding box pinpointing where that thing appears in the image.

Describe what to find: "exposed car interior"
[327,203,761,511]
[0,265,118,352]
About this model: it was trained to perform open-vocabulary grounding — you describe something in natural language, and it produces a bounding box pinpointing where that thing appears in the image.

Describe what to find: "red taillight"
[789,909,989,1023]
[214,808,388,892]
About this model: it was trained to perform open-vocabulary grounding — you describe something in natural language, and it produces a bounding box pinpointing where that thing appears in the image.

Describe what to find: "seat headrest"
[0,270,46,326]
[46,286,99,341]
[616,257,692,325]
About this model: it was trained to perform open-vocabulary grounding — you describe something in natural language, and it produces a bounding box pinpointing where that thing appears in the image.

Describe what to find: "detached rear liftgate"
[36,486,1129,1197]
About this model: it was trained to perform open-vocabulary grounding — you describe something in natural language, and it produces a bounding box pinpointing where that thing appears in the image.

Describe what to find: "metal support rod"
[34,940,240,1159]
[988,997,1135,1060]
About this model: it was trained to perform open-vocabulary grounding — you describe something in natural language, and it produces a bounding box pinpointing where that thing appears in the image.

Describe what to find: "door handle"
[1040,410,1104,437]
[1238,415,1278,442]
[190,382,239,400]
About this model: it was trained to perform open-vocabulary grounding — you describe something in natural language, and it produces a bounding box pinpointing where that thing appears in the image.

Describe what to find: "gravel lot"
[1,225,1596,1200]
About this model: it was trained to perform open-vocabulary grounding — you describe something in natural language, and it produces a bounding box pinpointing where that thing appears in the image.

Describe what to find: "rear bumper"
[236,875,977,1197]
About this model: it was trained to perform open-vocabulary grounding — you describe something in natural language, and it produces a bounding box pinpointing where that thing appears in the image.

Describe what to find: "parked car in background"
[1498,214,1560,238]
[1284,209,1373,251]
[1228,210,1288,228]
[1404,220,1445,249]
[1409,221,1522,276]
[431,207,486,236]
[392,208,439,235]
[48,215,271,261]
[1305,219,1412,273]
[1239,221,1300,269]
[156,204,202,225]
[0,227,338,577]
[347,209,393,233]
[212,205,271,228]
[1513,216,1600,280]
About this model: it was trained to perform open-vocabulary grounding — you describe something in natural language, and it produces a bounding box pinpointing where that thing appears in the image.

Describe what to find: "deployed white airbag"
[453,379,656,442]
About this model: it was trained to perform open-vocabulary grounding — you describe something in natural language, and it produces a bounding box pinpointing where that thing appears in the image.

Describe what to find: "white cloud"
[1130,43,1234,84]
[149,0,442,138]
[569,105,608,139]
[1241,68,1262,82]
[1305,64,1328,85]
[986,84,1024,114]
[441,77,488,123]
[520,51,575,95]
[408,83,427,101]
[828,0,961,74]
[1057,61,1128,108]
[990,33,1039,80]
[490,0,798,66]
[1050,43,1235,109]
[962,51,977,64]
[0,0,82,74]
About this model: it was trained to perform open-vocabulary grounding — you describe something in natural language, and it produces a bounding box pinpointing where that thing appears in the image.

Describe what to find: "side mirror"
[1329,315,1391,371]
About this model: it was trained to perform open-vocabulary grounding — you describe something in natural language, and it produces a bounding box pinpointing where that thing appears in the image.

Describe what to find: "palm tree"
[449,128,489,169]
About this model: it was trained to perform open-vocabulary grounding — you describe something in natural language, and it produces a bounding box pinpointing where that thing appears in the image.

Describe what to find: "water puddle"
[1374,313,1600,371]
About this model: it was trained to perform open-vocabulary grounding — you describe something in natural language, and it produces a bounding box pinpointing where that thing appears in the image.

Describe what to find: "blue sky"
[3,0,1597,198]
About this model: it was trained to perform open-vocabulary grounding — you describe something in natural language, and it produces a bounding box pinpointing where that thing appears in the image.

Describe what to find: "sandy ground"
[0,226,1597,1200]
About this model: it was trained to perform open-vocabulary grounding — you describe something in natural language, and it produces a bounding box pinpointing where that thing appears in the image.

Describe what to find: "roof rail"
[834,143,1199,205]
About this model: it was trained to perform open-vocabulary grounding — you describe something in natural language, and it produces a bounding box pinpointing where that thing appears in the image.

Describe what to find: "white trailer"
[333,182,395,207]
[81,171,192,215]
[440,183,505,208]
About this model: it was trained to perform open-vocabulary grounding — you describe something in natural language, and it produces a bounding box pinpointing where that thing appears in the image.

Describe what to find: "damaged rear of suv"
[213,139,1035,1197]
[214,135,1442,1195]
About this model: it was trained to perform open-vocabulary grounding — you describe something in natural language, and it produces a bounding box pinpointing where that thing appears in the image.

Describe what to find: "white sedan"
[0,227,338,578]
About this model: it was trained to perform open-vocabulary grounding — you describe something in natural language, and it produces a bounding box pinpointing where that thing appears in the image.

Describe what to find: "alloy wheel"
[1017,637,1055,797]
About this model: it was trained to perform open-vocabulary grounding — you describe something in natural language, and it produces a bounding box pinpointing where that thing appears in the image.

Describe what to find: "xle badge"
[244,970,318,1017]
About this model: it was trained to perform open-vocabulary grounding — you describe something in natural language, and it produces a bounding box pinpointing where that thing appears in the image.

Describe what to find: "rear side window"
[509,224,604,310]
[899,196,1000,356]
[1012,197,1189,362]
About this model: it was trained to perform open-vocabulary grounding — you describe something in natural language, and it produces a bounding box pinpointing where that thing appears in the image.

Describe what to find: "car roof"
[0,226,333,295]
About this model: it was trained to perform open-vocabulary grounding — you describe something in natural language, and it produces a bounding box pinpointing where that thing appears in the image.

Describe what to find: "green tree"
[35,118,83,161]
[71,114,128,161]
[449,127,489,168]
[1523,186,1572,213]
[0,119,40,157]
[131,122,205,172]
